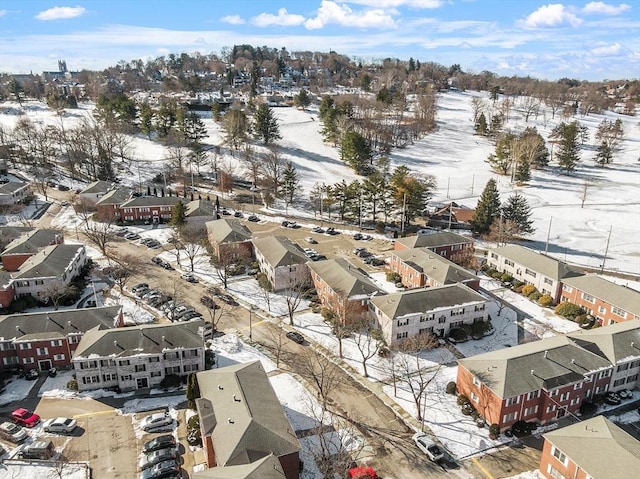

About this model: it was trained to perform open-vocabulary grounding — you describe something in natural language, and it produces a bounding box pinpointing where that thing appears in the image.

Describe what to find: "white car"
[412,432,444,461]
[43,417,77,434]
[140,412,173,431]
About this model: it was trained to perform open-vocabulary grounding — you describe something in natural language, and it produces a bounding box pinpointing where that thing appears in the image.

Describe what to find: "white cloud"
[590,42,622,56]
[35,6,87,21]
[305,0,396,29]
[345,0,443,7]
[520,4,582,28]
[0,9,7,17]
[251,8,305,27]
[582,2,631,15]
[220,15,245,25]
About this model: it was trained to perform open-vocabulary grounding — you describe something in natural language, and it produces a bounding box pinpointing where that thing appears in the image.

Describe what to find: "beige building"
[252,236,310,291]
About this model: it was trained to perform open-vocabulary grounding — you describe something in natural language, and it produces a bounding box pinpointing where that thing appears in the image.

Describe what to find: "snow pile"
[0,378,38,405]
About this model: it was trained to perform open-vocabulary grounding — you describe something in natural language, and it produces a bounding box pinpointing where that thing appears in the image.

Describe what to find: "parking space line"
[471,457,496,479]
[73,409,115,419]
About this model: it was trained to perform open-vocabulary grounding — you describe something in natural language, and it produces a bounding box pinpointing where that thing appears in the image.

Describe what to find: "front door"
[38,360,52,371]
[136,377,149,389]
[556,406,567,419]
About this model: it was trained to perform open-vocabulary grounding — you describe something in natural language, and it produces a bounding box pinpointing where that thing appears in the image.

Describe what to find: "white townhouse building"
[252,236,310,291]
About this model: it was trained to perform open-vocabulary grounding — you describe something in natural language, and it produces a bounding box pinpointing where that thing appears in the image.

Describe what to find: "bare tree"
[351,312,383,378]
[260,146,284,197]
[298,349,342,411]
[391,334,441,421]
[471,97,486,124]
[519,95,541,122]
[83,212,117,257]
[41,280,70,310]
[210,244,252,290]
[282,275,312,326]
[103,254,143,294]
[179,223,208,272]
[485,217,520,246]
[262,317,287,367]
[580,180,589,208]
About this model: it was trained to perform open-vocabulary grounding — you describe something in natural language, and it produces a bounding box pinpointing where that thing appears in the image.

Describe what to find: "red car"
[11,408,40,428]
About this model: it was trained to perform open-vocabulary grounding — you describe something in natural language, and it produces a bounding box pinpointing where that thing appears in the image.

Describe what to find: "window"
[581,292,595,303]
[599,369,612,379]
[18,343,32,350]
[135,364,146,372]
[120,375,132,381]
[505,396,520,407]
[505,259,514,267]
[502,412,518,423]
[183,363,200,372]
[470,392,479,403]
[53,354,65,361]
[525,268,537,278]
[164,352,179,360]
[617,363,629,372]
[119,360,130,366]
[396,332,408,340]
[570,398,580,406]
[560,392,569,402]
[150,371,162,378]
[546,405,556,413]
[562,284,573,293]
[438,316,446,324]
[165,366,180,374]
[611,306,627,319]
[36,347,48,356]
[473,376,481,387]
[397,318,409,327]
[474,304,485,312]
[491,253,498,259]
[552,446,568,465]
[598,305,606,314]
[573,383,581,390]
[524,405,538,416]
[527,390,540,400]
[626,374,638,383]
[82,376,100,385]
[102,373,117,381]
[183,349,199,358]
[22,357,34,364]
[148,357,160,363]
[3,356,19,365]
[450,308,465,316]
[51,339,63,347]
[547,464,565,479]
[544,277,553,285]
[100,359,113,367]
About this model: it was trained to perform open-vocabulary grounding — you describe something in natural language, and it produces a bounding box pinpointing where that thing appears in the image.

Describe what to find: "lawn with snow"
[0,377,39,405]
[1,462,90,479]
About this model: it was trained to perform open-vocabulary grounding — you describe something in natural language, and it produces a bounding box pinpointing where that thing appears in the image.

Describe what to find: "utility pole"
[470,174,475,195]
[446,177,450,199]
[600,225,612,273]
[545,216,553,253]
[400,193,407,236]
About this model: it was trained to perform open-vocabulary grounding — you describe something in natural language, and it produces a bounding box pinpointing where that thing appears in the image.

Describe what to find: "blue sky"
[0,1,638,80]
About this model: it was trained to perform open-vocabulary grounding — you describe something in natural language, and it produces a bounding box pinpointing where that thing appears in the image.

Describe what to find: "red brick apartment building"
[393,230,474,264]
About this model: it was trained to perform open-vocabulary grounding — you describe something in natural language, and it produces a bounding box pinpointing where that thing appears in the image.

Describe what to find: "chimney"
[113,340,118,348]
[228,418,234,424]
[218,385,223,390]
[544,350,548,359]
[233,394,241,402]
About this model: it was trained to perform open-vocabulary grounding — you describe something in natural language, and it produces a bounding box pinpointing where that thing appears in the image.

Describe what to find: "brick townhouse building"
[252,236,310,292]
[456,320,640,431]
[0,228,64,272]
[206,218,253,262]
[393,231,474,264]
[0,306,122,372]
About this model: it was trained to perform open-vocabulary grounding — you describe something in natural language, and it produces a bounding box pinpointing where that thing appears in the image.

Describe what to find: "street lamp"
[249,305,256,342]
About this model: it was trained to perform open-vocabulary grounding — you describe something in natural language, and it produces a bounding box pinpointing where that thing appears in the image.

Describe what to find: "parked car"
[371,258,386,267]
[233,211,243,218]
[312,226,325,234]
[132,283,149,293]
[353,233,363,240]
[161,261,174,270]
[219,294,239,306]
[173,308,197,321]
[305,236,318,244]
[221,209,231,215]
[247,215,260,222]
[0,421,27,443]
[286,331,305,344]
[179,311,203,321]
[412,432,444,461]
[12,408,40,428]
[604,391,622,405]
[135,287,151,298]
[42,417,77,434]
[152,257,163,265]
[140,412,173,431]
[147,241,162,249]
[17,440,55,459]
[309,254,327,261]
[142,434,176,453]
[199,296,218,309]
[125,232,141,240]
[139,459,181,479]
[140,447,178,470]
[25,368,39,380]
[180,272,198,283]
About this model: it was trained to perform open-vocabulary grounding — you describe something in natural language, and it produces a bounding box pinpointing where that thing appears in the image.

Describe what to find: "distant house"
[11,244,87,303]
[540,416,640,479]
[456,320,640,431]
[487,245,582,303]
[389,248,480,290]
[307,258,383,321]
[72,321,205,392]
[560,274,640,325]
[78,180,115,201]
[0,226,34,251]
[426,202,475,230]
[94,187,132,220]
[0,228,64,271]
[195,361,300,479]
[370,283,489,345]
[206,218,253,262]
[0,181,30,206]
[252,236,310,292]
[119,196,180,223]
[184,199,217,224]
[394,231,474,264]
[0,306,122,372]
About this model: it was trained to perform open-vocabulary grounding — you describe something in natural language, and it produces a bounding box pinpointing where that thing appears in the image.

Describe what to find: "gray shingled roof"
[120,196,182,208]
[252,236,308,268]
[0,306,121,341]
[206,219,252,245]
[458,334,613,398]
[491,245,581,281]
[0,181,27,194]
[195,361,299,467]
[543,416,640,479]
[563,274,640,317]
[307,258,382,298]
[1,228,63,256]
[80,180,113,195]
[73,321,204,358]
[393,248,478,285]
[185,199,216,218]
[395,231,472,250]
[13,244,85,279]
[567,319,640,364]
[0,226,34,244]
[95,187,132,206]
[370,283,486,319]
[192,454,285,479]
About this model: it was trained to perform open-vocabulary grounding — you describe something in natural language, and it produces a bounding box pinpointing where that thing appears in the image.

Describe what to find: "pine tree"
[341,131,371,174]
[170,200,186,226]
[488,133,515,175]
[281,161,300,209]
[475,112,488,136]
[471,179,501,235]
[253,104,281,145]
[139,103,154,138]
[514,159,531,183]
[550,121,582,172]
[294,89,311,110]
[186,373,201,410]
[222,109,248,150]
[594,141,612,166]
[502,192,535,235]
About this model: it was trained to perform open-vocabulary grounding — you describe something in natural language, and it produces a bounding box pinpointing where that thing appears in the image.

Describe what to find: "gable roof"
[458,334,613,398]
[0,306,121,342]
[543,416,640,479]
[567,319,640,364]
[195,361,299,467]
[563,275,640,317]
[370,283,487,319]
[395,231,473,250]
[0,181,28,194]
[490,245,581,281]
[192,454,285,479]
[72,321,205,358]
[393,248,478,285]
[13,244,85,279]
[206,219,252,245]
[95,187,132,206]
[185,199,216,218]
[252,236,308,268]
[307,258,382,299]
[0,226,34,245]
[1,228,63,256]
[80,180,114,195]
[120,196,181,208]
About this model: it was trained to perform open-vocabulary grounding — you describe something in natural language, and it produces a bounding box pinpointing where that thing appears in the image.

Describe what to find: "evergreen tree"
[550,121,582,172]
[502,192,535,235]
[211,102,222,122]
[281,161,300,209]
[489,86,501,103]
[488,133,515,175]
[514,159,531,183]
[154,101,177,138]
[139,103,154,138]
[253,104,281,145]
[475,112,488,136]
[489,113,504,137]
[186,373,201,410]
[519,127,549,169]
[341,131,371,174]
[222,109,248,150]
[390,165,435,224]
[170,200,187,226]
[294,89,311,110]
[594,141,613,166]
[471,179,501,235]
